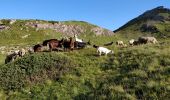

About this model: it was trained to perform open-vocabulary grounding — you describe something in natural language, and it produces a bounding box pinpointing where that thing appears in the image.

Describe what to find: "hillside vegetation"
[0,6,170,100]
[114,6,170,39]
[0,19,113,46]
[0,40,170,99]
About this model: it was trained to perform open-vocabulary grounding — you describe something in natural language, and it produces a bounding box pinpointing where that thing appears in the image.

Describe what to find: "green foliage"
[0,41,169,99]
[96,46,170,99]
[0,20,63,46]
[115,7,170,38]
[0,52,75,91]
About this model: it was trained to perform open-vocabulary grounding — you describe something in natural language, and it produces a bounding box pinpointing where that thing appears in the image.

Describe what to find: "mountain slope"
[0,19,114,46]
[114,6,170,38]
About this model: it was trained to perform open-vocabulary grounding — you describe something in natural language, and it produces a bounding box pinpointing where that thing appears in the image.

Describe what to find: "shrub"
[0,52,76,91]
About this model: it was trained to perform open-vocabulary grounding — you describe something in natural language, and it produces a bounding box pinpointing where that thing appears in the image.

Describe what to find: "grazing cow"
[116,41,124,47]
[62,37,75,51]
[104,41,113,46]
[138,36,158,44]
[74,34,83,42]
[74,41,91,49]
[97,46,114,56]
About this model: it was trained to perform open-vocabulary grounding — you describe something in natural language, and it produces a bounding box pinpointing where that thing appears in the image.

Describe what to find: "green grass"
[0,54,5,65]
[0,39,169,99]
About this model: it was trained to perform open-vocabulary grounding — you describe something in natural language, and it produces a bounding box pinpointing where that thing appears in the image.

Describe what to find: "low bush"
[0,52,76,91]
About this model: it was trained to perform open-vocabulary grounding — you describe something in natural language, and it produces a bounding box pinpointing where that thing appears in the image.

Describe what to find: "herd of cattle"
[5,35,158,64]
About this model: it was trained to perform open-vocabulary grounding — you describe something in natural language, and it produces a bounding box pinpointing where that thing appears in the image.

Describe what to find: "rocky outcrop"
[26,21,114,36]
[0,24,10,31]
[91,27,113,35]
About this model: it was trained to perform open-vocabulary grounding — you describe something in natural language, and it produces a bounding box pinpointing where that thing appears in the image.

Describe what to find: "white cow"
[97,47,114,56]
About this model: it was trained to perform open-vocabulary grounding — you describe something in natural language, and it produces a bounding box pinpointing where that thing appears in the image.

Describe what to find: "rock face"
[0,24,10,31]
[26,21,114,36]
[0,19,114,36]
[91,27,113,35]
[0,19,15,31]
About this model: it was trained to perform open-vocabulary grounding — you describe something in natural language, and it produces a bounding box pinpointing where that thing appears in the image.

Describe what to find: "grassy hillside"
[0,20,63,46]
[0,7,170,99]
[0,19,113,46]
[0,19,114,64]
[0,38,169,99]
[114,6,170,39]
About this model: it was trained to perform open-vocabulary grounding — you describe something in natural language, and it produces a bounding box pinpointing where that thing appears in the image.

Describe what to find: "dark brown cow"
[74,41,91,49]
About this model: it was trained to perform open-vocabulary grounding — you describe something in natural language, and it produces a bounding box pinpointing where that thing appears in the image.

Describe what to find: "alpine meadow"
[0,6,170,100]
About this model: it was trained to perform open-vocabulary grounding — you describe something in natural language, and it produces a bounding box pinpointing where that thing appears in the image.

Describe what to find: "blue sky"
[0,0,170,30]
